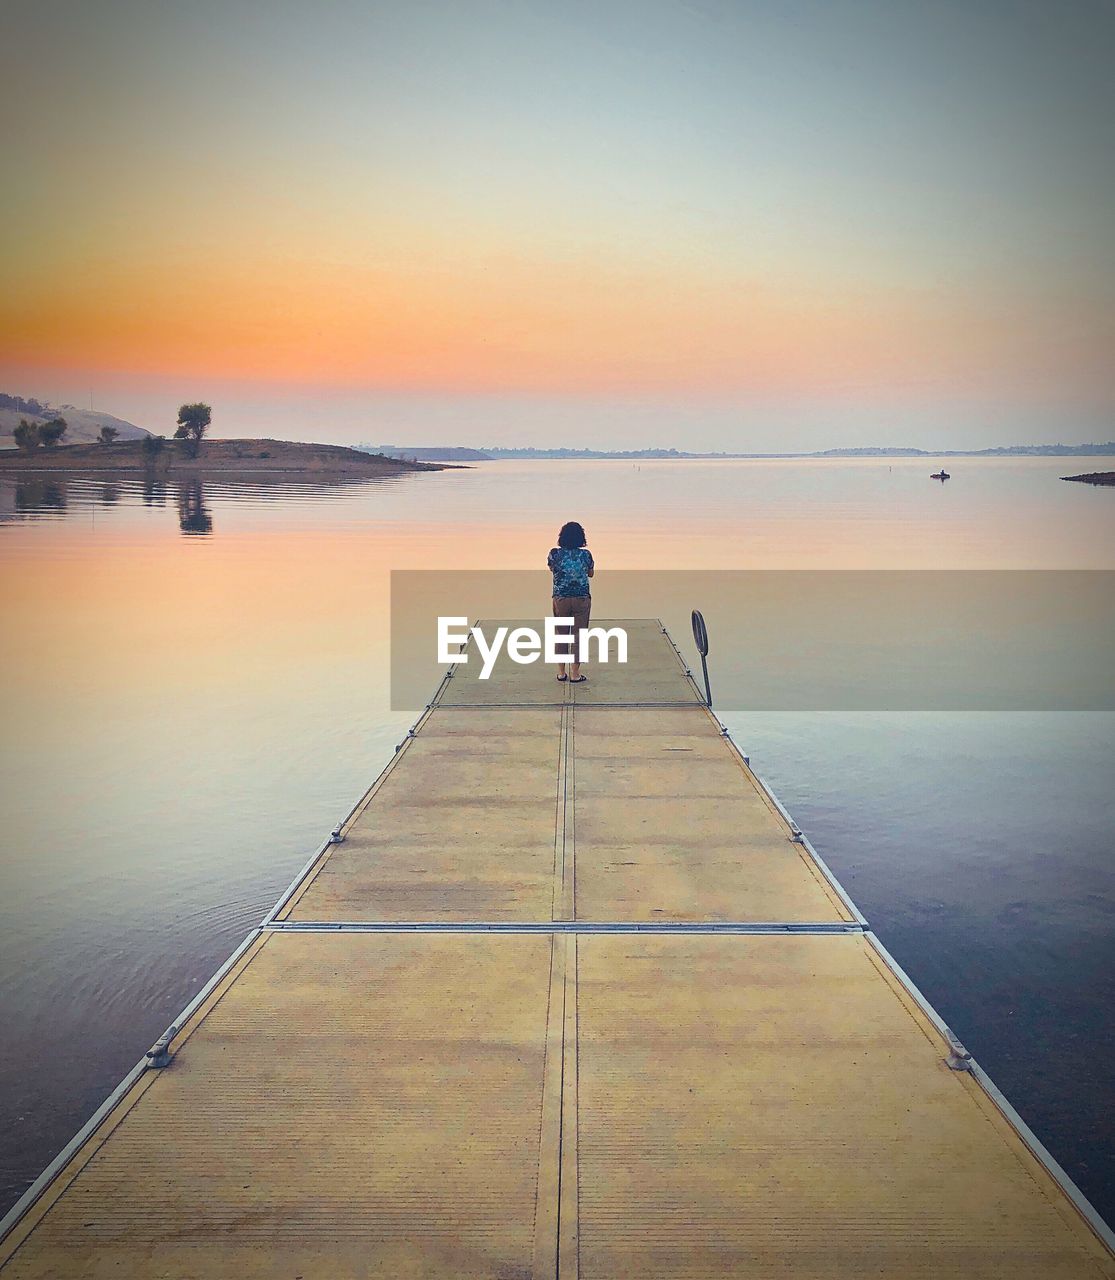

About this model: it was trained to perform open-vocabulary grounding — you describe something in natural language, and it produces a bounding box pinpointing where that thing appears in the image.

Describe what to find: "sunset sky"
[2,0,1112,450]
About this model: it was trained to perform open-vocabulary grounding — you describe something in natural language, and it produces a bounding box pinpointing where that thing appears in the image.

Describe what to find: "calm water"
[1,457,1113,1223]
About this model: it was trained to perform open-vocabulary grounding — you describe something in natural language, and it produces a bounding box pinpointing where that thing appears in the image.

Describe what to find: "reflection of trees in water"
[15,477,67,512]
[2,470,402,529]
[176,479,213,535]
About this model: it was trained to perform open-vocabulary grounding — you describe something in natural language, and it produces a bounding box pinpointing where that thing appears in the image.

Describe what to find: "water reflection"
[13,476,67,514]
[176,480,213,536]
[0,470,413,532]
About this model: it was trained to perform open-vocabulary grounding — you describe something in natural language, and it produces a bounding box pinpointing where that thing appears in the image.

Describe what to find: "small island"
[0,437,451,477]
[1062,472,1115,487]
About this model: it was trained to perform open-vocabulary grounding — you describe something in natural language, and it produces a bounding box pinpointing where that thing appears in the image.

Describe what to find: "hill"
[0,395,150,447]
[0,438,451,475]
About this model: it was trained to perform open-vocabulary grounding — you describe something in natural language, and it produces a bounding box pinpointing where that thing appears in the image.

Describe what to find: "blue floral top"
[548,546,594,598]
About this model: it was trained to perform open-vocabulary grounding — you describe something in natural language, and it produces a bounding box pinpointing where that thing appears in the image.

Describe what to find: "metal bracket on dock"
[718,723,749,763]
[146,1025,178,1069]
[790,827,805,843]
[944,1029,973,1072]
[329,826,345,844]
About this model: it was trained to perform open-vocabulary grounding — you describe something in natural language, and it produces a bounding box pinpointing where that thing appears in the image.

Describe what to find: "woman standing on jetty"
[548,521,594,683]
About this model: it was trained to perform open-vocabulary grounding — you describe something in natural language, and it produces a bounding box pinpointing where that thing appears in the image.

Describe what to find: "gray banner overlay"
[391,570,1115,711]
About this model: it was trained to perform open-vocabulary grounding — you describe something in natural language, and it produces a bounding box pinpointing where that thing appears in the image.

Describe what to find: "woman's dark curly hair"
[557,521,587,549]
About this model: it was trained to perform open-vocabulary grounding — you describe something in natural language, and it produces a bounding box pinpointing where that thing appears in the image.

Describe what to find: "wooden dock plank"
[568,619,701,705]
[436,618,700,707]
[282,707,565,922]
[573,933,1115,1280]
[0,932,558,1279]
[571,706,851,923]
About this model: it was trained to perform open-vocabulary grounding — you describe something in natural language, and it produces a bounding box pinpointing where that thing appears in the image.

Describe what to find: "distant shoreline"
[1062,472,1115,487]
[364,442,1115,462]
[0,438,454,476]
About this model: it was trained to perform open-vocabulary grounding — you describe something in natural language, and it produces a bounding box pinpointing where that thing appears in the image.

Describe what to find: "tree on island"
[39,418,67,448]
[174,403,211,457]
[14,417,67,450]
[142,434,166,461]
[13,419,40,451]
[97,425,119,445]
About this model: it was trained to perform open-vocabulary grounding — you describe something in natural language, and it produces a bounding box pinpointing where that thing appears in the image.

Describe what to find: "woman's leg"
[553,598,569,678]
[570,598,590,680]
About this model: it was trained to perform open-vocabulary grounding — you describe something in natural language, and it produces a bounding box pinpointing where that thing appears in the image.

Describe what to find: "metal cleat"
[945,1029,973,1071]
[146,1025,178,1069]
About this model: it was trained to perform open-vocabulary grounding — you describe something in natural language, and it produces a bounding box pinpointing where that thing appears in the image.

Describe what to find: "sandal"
[556,673,568,682]
[569,675,587,683]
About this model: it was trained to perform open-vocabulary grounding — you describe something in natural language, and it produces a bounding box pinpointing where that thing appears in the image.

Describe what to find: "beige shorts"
[552,595,591,659]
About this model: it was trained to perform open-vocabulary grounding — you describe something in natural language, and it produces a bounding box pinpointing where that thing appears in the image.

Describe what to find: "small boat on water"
[931,470,951,480]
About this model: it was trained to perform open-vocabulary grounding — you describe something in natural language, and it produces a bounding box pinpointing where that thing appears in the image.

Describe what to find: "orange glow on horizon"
[4,240,1106,399]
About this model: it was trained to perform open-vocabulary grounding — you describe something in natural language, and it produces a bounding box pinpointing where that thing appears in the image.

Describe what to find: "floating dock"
[2,619,1113,1278]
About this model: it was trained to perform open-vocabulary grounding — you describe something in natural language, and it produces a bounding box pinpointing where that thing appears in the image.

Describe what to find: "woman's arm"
[586,549,594,578]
